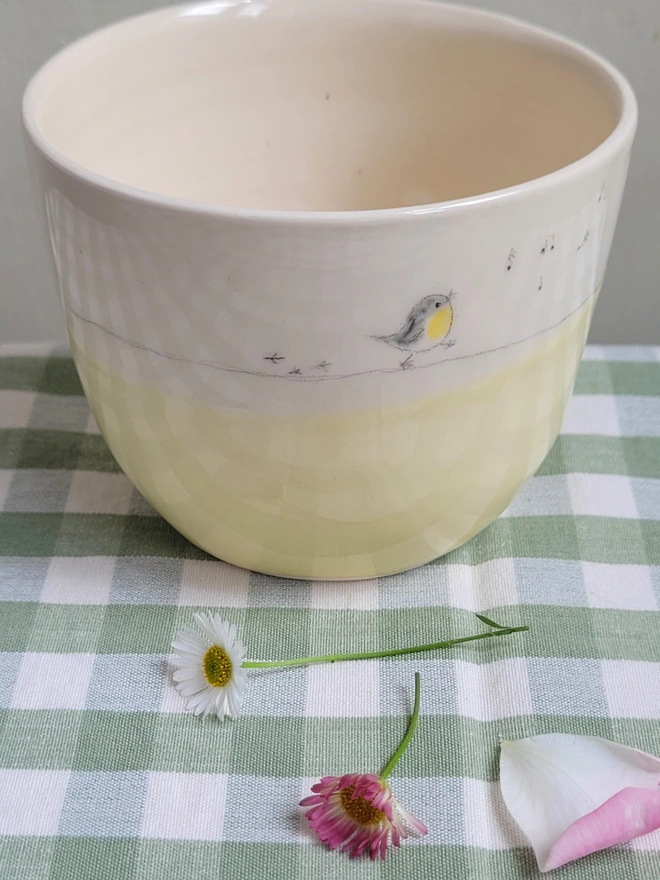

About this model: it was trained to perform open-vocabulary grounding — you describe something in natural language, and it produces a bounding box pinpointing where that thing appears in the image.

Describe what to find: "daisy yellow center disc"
[339,786,385,826]
[203,645,233,687]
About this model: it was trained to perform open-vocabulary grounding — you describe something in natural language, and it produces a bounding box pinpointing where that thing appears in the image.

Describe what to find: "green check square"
[38,357,84,396]
[0,603,39,652]
[72,711,159,772]
[0,838,56,880]
[26,604,106,653]
[0,710,83,769]
[134,841,222,880]
[49,838,139,880]
[97,605,177,654]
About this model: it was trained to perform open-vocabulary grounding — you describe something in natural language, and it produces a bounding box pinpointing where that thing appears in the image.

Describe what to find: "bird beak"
[447,290,457,302]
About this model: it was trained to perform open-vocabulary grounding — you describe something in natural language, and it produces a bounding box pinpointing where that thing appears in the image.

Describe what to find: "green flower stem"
[242,620,528,668]
[381,672,421,780]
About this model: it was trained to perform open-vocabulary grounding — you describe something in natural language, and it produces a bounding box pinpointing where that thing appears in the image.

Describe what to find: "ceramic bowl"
[23,0,637,579]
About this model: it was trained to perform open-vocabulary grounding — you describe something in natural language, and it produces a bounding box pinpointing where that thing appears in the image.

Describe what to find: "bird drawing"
[374,292,456,356]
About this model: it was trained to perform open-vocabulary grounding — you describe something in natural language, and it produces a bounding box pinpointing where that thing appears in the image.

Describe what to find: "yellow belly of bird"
[71,295,592,579]
[427,306,453,340]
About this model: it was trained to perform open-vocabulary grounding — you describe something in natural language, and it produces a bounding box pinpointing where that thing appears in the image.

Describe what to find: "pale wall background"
[1,0,659,344]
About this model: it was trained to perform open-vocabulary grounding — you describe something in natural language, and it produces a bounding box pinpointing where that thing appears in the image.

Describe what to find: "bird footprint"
[442,339,456,348]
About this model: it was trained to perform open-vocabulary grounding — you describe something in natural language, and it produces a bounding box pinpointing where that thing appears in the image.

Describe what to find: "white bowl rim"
[22,0,638,226]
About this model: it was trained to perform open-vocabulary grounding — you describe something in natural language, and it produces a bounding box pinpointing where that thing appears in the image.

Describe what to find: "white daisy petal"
[170,613,249,721]
[209,614,226,640]
[174,681,206,696]
[171,644,206,660]
[171,656,204,669]
[173,638,209,655]
[194,612,219,644]
[175,629,208,647]
[172,668,204,682]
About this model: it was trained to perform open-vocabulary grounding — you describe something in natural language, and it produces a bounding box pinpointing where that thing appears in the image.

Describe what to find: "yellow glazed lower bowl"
[23,0,636,578]
[74,300,591,578]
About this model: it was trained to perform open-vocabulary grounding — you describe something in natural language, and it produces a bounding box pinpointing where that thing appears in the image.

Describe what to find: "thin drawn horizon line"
[65,290,596,383]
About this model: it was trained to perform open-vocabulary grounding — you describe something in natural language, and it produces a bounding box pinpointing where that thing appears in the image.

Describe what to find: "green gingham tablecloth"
[1,343,660,880]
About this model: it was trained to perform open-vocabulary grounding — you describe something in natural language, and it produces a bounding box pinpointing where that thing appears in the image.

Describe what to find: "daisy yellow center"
[202,645,233,687]
[339,785,385,826]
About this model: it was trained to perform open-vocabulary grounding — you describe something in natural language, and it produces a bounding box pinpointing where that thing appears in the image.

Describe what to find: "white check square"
[0,769,71,836]
[41,556,116,604]
[179,559,250,607]
[65,471,134,515]
[568,473,638,519]
[602,661,660,719]
[446,559,518,612]
[0,470,13,510]
[10,653,95,710]
[582,562,656,611]
[305,660,380,717]
[631,828,660,852]
[310,579,379,610]
[141,773,228,840]
[0,391,36,429]
[463,778,528,849]
[560,395,620,436]
[86,412,102,434]
[455,658,532,721]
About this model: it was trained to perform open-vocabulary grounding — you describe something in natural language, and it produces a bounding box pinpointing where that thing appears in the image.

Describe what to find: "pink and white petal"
[500,734,660,872]
[395,802,428,836]
[379,829,390,859]
[352,830,374,858]
[544,786,660,872]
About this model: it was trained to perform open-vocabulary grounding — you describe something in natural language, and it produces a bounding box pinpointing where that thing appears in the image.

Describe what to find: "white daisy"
[170,612,248,720]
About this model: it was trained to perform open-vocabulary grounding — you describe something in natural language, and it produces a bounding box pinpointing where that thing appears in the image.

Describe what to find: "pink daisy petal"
[300,772,426,860]
[396,802,429,836]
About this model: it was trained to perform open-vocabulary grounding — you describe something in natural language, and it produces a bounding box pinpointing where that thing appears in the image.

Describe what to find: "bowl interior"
[29,0,622,211]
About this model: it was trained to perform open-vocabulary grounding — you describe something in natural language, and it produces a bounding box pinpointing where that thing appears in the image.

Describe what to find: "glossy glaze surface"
[30,0,619,212]
[23,0,637,577]
[72,297,592,578]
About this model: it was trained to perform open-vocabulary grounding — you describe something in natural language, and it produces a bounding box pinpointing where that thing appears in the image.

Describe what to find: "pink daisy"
[300,672,427,859]
[300,772,427,859]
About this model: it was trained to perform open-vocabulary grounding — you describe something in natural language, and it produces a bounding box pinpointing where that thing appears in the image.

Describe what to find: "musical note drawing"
[506,249,517,271]
[541,235,555,255]
[538,277,543,291]
[577,231,590,251]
